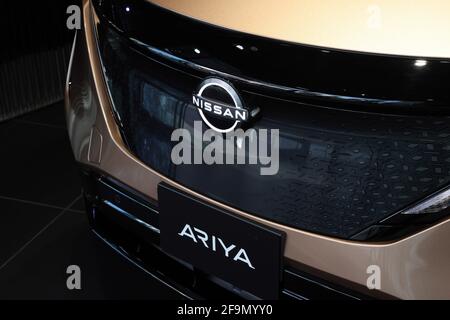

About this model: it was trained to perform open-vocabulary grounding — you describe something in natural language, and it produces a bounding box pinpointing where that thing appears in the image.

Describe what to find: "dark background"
[0,1,178,299]
[0,1,76,121]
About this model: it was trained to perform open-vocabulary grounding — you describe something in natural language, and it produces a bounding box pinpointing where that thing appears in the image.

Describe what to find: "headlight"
[352,187,450,241]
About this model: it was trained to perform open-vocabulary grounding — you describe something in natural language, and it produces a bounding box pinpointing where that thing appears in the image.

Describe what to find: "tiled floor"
[0,102,180,299]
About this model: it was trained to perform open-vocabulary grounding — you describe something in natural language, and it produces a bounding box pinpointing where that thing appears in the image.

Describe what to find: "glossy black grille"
[93,1,450,239]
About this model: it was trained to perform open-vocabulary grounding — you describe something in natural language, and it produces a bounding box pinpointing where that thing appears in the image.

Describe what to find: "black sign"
[159,183,284,299]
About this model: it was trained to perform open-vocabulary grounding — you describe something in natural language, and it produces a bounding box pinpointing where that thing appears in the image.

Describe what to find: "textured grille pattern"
[258,114,450,237]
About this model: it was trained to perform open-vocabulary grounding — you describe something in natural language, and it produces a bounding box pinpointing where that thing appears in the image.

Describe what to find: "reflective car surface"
[65,0,450,299]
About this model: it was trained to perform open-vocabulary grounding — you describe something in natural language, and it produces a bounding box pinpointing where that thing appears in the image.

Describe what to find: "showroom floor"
[0,102,180,299]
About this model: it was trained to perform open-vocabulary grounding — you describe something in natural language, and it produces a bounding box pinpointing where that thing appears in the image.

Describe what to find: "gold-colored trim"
[67,0,450,299]
[147,0,450,59]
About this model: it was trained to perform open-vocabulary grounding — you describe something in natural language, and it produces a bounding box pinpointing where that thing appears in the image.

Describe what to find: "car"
[65,0,450,300]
